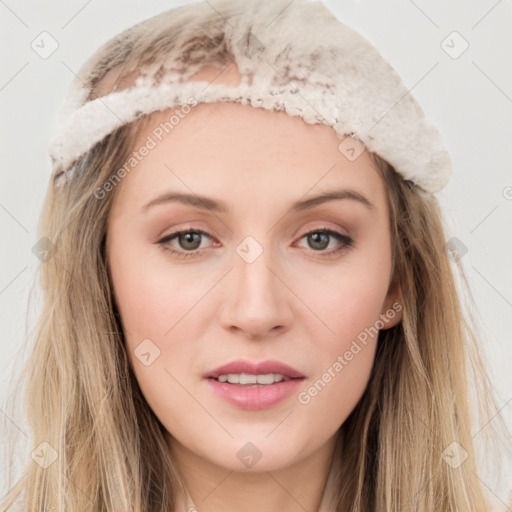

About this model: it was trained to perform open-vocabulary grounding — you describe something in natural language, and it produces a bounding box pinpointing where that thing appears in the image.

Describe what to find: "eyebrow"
[141,188,375,213]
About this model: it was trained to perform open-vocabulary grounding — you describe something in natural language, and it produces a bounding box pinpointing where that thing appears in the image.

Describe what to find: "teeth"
[216,373,287,385]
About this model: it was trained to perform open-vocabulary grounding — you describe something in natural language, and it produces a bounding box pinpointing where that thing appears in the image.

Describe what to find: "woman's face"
[106,99,402,474]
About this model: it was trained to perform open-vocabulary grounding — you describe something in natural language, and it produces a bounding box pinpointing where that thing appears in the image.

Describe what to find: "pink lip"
[204,359,305,410]
[206,378,304,410]
[204,359,305,379]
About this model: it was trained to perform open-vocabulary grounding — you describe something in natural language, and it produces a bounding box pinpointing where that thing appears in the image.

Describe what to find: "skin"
[106,62,402,512]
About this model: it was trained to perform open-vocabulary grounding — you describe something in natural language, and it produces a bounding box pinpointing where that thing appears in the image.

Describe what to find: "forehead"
[95,59,387,217]
[114,101,385,212]
[109,100,388,223]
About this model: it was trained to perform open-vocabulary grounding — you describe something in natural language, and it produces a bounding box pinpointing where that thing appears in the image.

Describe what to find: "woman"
[2,0,510,510]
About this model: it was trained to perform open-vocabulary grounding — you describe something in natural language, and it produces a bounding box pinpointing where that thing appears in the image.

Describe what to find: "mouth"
[204,359,306,410]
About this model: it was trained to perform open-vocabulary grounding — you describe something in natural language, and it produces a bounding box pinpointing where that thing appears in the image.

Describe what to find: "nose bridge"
[220,232,290,337]
[235,233,281,306]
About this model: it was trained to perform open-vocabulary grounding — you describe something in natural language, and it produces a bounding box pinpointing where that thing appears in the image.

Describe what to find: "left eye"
[156,227,354,259]
[297,228,354,254]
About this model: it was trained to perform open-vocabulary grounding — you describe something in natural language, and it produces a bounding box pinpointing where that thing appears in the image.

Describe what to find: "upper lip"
[204,359,305,379]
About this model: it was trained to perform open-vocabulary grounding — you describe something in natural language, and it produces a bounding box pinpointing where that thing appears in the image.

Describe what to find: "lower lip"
[206,377,304,410]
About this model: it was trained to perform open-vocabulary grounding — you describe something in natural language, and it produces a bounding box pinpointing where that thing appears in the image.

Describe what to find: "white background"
[1,0,511,508]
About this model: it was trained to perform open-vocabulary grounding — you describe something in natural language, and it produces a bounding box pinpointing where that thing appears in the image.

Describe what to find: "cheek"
[107,240,200,424]
[295,286,384,436]
[295,238,391,422]
[301,233,392,345]
[107,235,215,404]
[296,337,377,445]
[108,237,202,342]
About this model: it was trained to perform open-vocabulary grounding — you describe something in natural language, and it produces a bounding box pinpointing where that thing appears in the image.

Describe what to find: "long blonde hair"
[2,9,511,512]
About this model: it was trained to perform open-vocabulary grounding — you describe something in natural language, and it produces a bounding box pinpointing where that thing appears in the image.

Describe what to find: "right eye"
[156,228,218,259]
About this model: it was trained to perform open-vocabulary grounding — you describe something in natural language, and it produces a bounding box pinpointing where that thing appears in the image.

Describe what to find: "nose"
[218,241,293,340]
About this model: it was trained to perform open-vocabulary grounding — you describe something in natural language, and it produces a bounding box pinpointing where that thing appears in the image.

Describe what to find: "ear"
[379,272,403,330]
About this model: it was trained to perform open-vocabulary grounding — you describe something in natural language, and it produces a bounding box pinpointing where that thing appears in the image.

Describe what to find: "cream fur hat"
[48,0,452,195]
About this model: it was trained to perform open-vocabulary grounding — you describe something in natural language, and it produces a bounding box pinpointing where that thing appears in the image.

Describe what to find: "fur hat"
[48,0,452,195]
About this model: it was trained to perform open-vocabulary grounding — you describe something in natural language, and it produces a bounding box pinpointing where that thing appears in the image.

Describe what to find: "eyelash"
[156,227,354,260]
